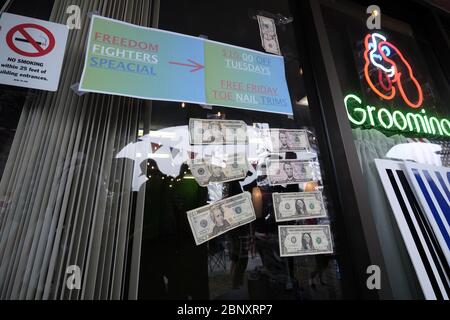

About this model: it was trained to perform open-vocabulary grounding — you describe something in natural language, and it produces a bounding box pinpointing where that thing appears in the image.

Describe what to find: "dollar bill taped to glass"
[278,225,333,257]
[189,153,249,186]
[189,118,248,145]
[187,192,256,245]
[266,159,321,186]
[272,191,327,222]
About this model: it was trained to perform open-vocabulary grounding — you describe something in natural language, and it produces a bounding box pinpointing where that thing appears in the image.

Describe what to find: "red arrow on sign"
[168,59,204,72]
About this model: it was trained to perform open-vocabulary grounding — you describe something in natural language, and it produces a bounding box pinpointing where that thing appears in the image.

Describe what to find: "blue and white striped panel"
[375,159,449,300]
[403,162,450,268]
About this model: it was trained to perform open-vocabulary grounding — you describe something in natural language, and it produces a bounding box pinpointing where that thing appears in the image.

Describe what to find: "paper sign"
[0,13,68,91]
[79,15,292,115]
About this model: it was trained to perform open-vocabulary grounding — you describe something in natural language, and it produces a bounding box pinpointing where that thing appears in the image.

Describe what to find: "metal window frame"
[290,0,450,299]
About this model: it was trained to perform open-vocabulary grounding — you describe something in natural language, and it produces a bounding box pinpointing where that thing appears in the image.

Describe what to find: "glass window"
[320,0,450,299]
[0,0,345,300]
[136,0,345,300]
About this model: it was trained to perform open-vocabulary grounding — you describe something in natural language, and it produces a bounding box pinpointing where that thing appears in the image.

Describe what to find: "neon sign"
[346,33,449,137]
[344,94,450,137]
[363,32,423,109]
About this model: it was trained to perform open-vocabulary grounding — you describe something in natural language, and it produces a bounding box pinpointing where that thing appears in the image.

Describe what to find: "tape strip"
[70,83,88,96]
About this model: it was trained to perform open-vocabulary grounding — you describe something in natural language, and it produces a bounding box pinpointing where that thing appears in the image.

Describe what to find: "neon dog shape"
[363,33,423,109]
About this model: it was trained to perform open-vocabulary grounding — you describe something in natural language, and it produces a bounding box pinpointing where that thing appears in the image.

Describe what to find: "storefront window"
[0,0,346,300]
[320,0,450,299]
[137,0,344,300]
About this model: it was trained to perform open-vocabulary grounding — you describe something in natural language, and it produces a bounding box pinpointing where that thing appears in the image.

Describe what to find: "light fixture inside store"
[149,131,176,139]
[151,154,170,159]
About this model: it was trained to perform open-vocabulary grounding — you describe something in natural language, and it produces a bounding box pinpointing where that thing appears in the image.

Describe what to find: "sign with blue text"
[79,15,293,115]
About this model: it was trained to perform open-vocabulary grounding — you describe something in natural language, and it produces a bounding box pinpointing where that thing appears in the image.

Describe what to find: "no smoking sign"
[0,13,68,91]
[6,23,56,57]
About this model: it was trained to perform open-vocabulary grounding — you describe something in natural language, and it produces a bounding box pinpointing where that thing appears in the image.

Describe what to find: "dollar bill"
[189,153,249,186]
[272,191,327,222]
[266,159,319,186]
[189,118,248,145]
[267,129,310,153]
[257,15,281,55]
[187,192,256,245]
[278,225,333,257]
